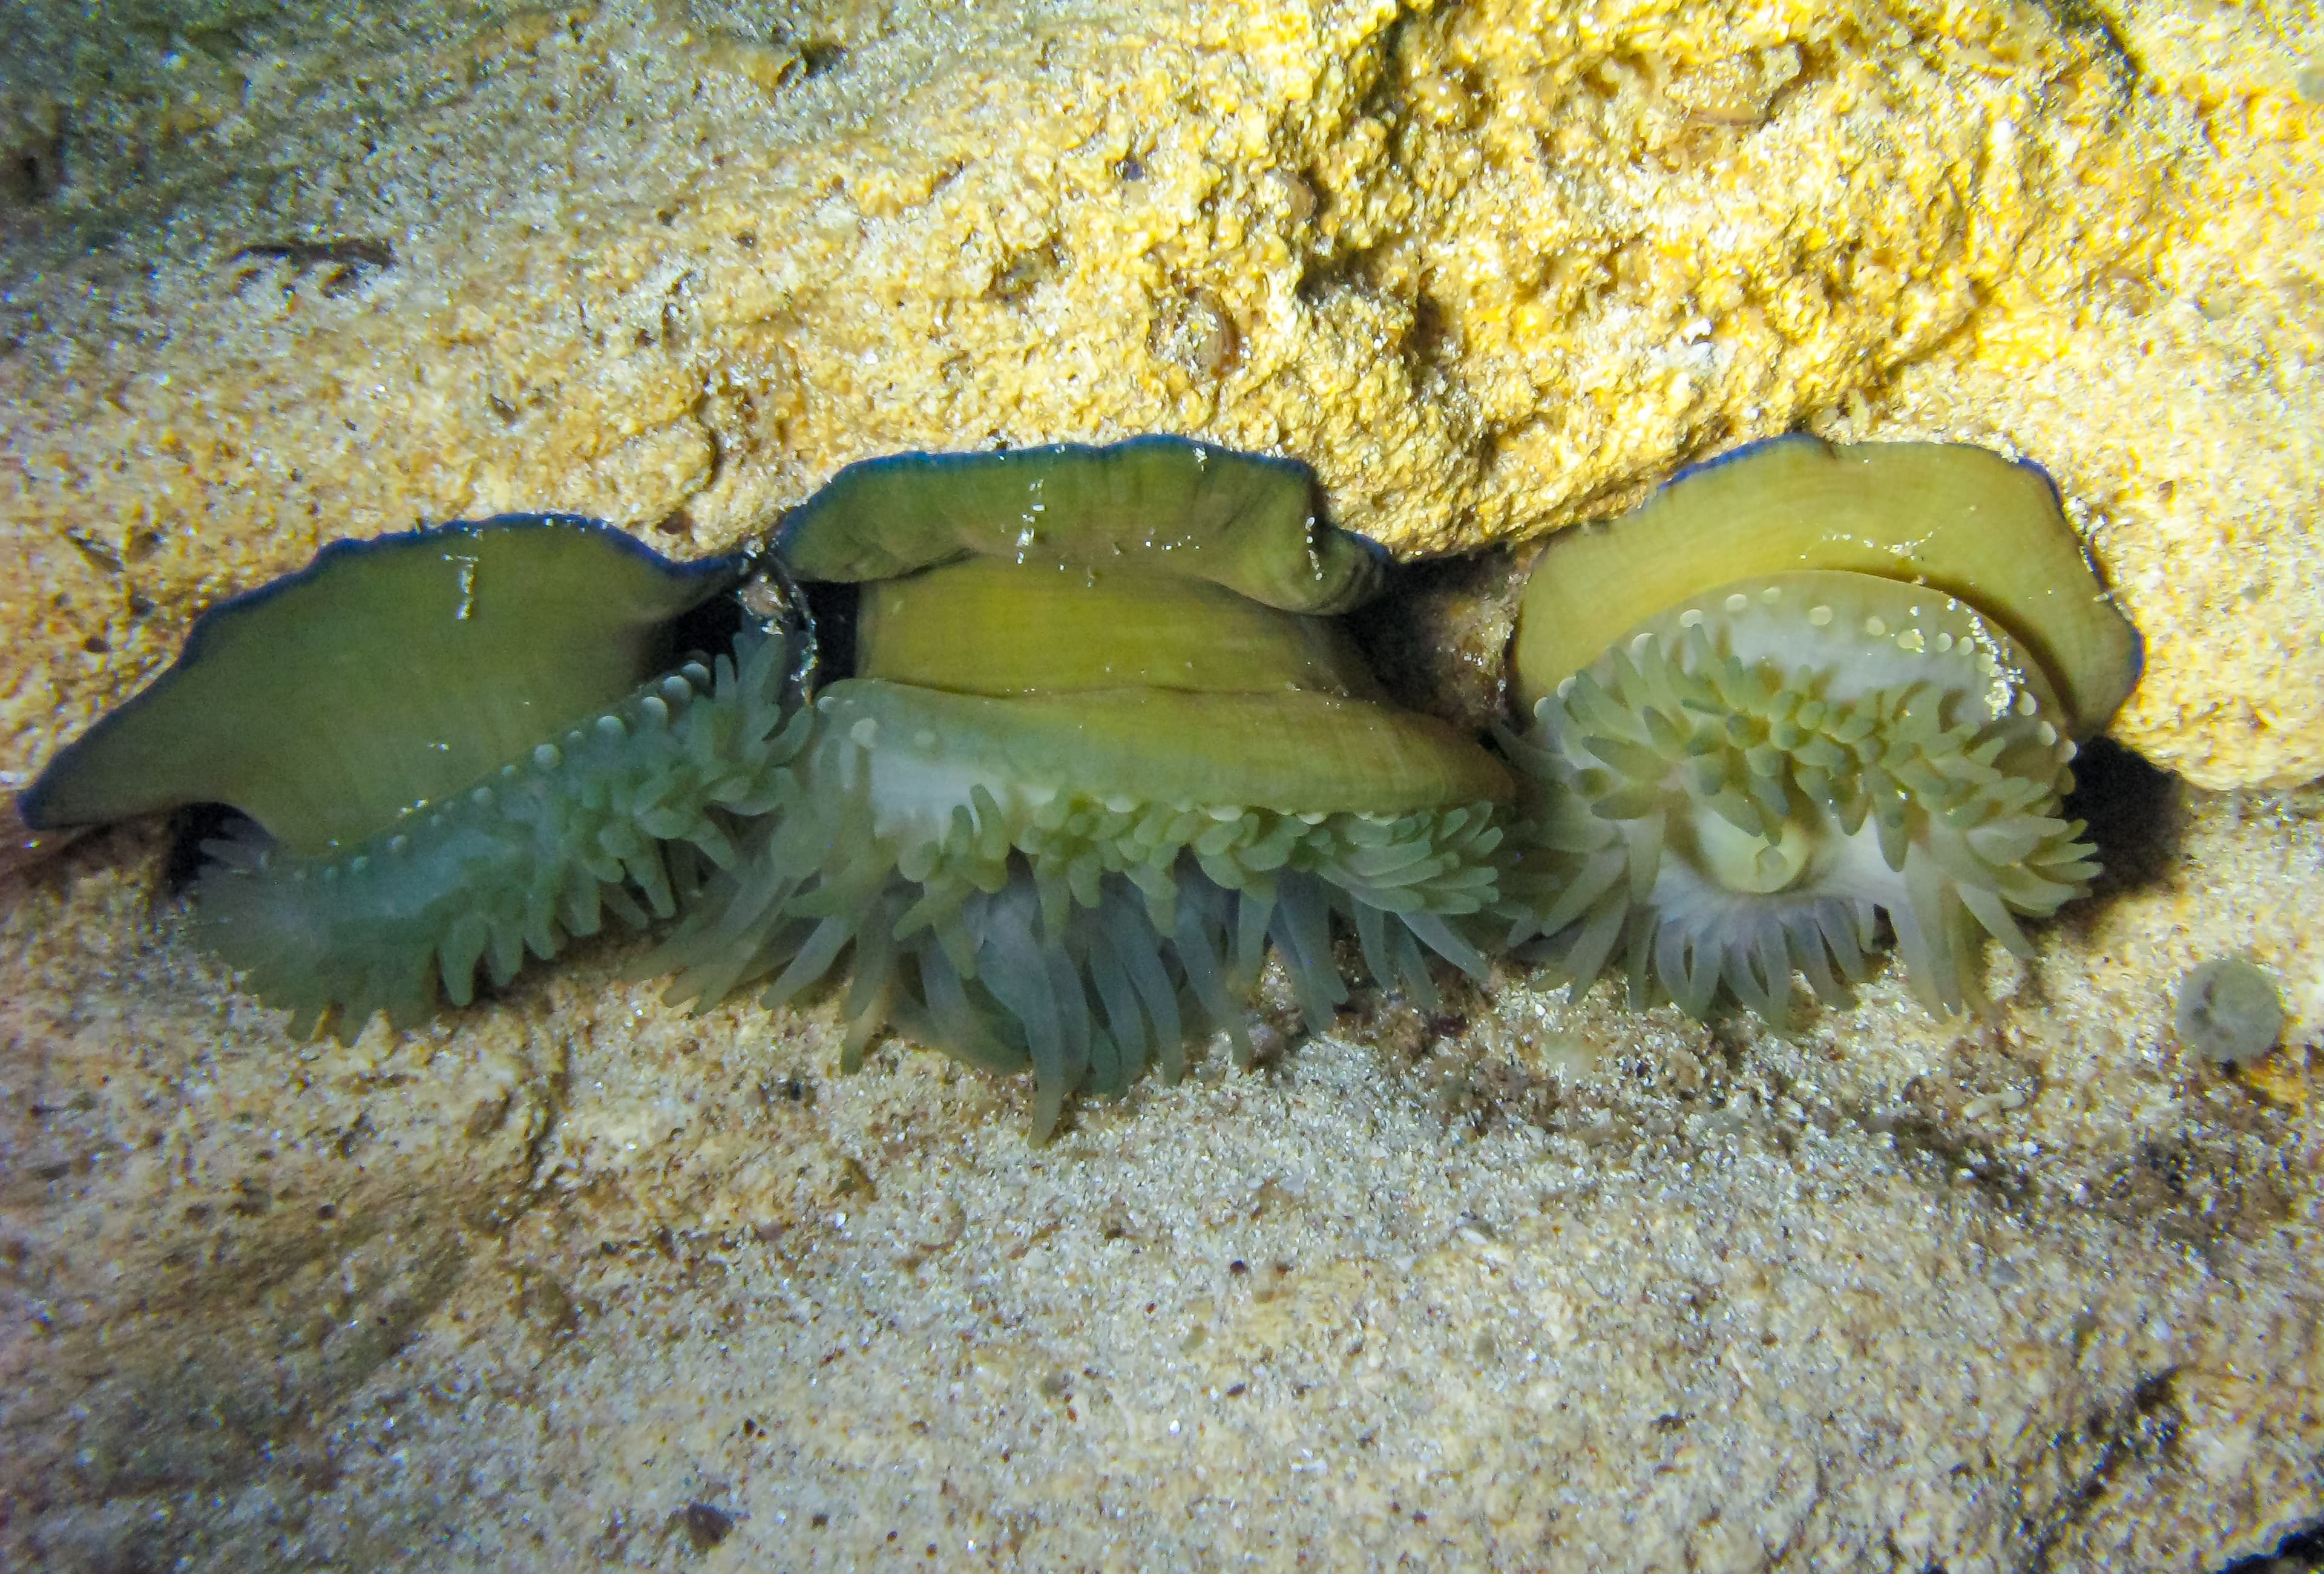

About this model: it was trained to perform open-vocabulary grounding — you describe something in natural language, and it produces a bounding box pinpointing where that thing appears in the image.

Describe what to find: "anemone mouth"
[1502,571,2098,1025]
[639,676,1509,1141]
[194,629,807,1041]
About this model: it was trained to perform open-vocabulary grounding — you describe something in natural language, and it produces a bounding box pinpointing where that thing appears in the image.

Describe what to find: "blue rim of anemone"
[2006,451,2064,507]
[772,433,1392,566]
[1662,431,2070,511]
[18,513,746,829]
[1658,431,1828,492]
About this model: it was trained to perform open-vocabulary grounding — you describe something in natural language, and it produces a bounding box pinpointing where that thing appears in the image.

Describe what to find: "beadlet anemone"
[1502,437,2142,1025]
[16,516,806,1037]
[640,437,1515,1140]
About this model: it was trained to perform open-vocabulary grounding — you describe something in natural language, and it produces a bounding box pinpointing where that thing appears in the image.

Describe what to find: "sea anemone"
[17,515,807,1037]
[1502,436,2142,1025]
[642,436,1515,1139]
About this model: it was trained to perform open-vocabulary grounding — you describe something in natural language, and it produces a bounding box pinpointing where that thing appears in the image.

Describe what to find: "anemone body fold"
[649,436,1514,1140]
[199,628,804,1039]
[14,514,795,1038]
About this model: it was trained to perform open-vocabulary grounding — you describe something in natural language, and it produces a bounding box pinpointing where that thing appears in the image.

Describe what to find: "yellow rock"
[2,0,2315,789]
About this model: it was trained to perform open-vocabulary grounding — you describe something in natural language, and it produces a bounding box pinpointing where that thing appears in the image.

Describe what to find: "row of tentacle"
[195,629,806,1039]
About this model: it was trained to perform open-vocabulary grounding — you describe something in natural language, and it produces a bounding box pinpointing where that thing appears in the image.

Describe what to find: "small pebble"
[2174,958,2286,1064]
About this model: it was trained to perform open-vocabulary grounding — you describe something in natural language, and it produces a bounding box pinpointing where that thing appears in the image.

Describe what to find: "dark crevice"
[1343,547,1521,737]
[2035,0,2145,96]
[2216,1520,2324,1573]
[2063,736,2183,899]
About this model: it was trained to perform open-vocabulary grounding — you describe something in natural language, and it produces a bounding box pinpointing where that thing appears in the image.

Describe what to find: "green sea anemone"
[1502,437,2142,1025]
[642,436,1514,1140]
[17,515,806,1037]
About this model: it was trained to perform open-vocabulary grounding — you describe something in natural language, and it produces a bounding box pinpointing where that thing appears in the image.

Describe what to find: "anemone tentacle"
[1503,572,2096,1026]
[651,436,1520,1146]
[642,692,1505,1141]
[196,628,806,1039]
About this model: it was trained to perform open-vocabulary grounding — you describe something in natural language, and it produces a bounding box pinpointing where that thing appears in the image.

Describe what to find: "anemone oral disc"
[1505,568,2094,1024]
[816,678,1512,830]
[858,557,1384,698]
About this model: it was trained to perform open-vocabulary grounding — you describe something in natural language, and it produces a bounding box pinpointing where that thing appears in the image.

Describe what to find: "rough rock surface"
[2,0,2319,789]
[1,1,2319,1570]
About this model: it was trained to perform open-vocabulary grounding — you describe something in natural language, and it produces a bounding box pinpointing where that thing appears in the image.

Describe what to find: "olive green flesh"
[819,678,1514,819]
[780,438,1383,614]
[1510,439,2139,737]
[858,557,1384,700]
[23,522,736,857]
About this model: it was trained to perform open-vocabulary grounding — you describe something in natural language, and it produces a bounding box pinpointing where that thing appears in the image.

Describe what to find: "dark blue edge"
[1664,430,2069,511]
[1984,453,2147,712]
[771,433,1390,567]
[1659,430,1830,492]
[19,513,745,830]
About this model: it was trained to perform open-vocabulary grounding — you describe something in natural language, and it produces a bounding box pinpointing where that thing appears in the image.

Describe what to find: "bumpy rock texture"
[1,0,2319,1570]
